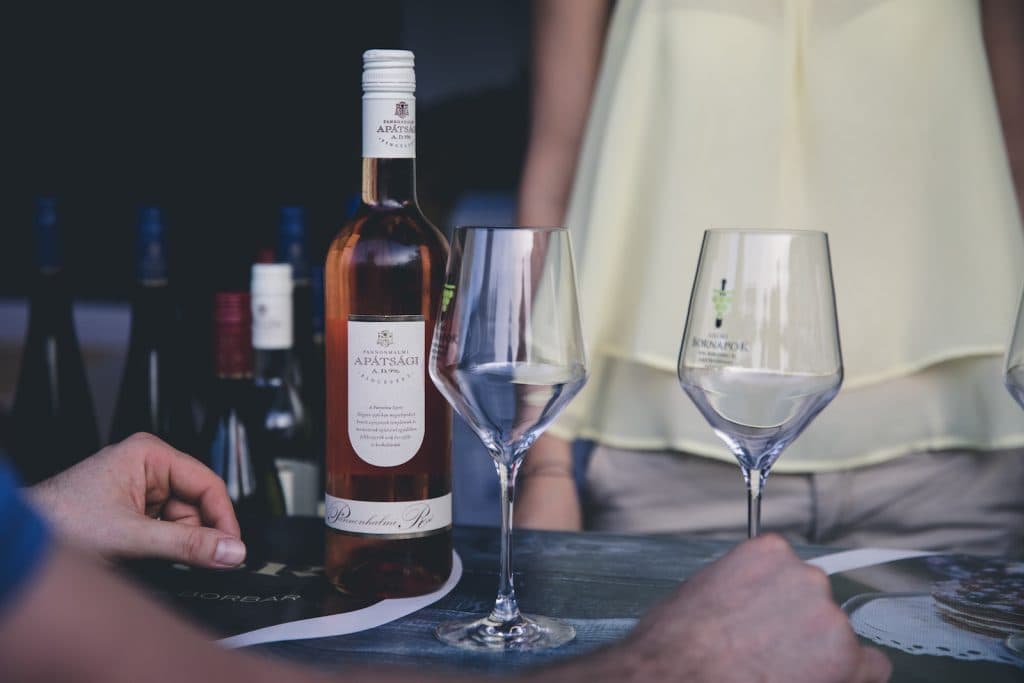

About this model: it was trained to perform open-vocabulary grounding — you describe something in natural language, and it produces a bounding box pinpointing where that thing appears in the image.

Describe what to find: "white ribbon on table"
[219,551,463,649]
[808,547,935,575]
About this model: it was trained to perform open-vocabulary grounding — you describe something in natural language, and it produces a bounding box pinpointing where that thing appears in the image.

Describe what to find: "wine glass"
[1004,287,1024,407]
[429,226,588,650]
[677,230,842,538]
[994,287,1024,666]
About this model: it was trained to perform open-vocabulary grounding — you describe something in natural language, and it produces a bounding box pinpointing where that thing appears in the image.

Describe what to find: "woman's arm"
[516,433,581,530]
[982,0,1024,221]
[517,0,611,226]
[515,0,609,531]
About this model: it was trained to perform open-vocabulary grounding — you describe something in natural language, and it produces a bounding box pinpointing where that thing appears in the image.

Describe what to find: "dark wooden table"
[205,520,1019,681]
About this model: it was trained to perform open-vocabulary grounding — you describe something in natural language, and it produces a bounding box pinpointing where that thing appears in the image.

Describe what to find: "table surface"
[234,520,1019,682]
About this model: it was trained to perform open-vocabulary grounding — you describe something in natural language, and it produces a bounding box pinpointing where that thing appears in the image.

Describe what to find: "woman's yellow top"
[552,0,1024,471]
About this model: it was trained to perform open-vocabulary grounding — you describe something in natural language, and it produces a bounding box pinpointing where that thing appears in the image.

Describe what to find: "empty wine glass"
[677,230,842,538]
[1004,287,1024,407]
[429,226,588,650]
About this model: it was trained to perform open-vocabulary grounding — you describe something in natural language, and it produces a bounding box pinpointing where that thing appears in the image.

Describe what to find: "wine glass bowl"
[429,226,587,650]
[678,230,842,537]
[432,361,586,464]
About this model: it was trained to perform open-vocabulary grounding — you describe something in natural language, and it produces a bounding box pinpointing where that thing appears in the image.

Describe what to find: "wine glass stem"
[746,467,763,538]
[491,458,522,624]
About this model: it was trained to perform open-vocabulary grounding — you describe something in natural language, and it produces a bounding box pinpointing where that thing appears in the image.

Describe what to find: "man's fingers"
[128,519,247,569]
[128,434,242,537]
[855,646,893,683]
[161,499,202,526]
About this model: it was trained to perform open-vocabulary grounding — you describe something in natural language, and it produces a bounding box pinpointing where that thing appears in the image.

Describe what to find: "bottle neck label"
[253,290,293,350]
[362,94,416,159]
[325,492,451,538]
[347,315,424,466]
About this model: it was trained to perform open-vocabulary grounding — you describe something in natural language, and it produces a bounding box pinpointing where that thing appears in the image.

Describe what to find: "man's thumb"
[143,520,247,568]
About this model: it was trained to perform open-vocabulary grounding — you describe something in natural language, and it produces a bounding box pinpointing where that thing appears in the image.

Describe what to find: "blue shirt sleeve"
[0,460,50,615]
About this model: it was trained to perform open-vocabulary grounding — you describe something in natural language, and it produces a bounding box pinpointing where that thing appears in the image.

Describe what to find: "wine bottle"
[309,263,327,489]
[277,205,315,401]
[324,50,452,598]
[9,197,100,484]
[311,264,325,350]
[250,263,318,516]
[200,292,285,555]
[109,207,196,450]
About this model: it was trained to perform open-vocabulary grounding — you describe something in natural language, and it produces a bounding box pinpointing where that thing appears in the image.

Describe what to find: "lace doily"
[844,593,1024,668]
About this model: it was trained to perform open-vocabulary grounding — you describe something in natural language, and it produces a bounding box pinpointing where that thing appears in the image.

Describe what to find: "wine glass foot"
[435,613,576,651]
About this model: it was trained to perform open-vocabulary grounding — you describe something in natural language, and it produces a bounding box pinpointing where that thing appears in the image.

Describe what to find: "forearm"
[0,543,663,683]
[0,535,891,682]
[982,0,1024,218]
[516,434,582,531]
[518,0,610,226]
[0,545,298,683]
[0,544,484,683]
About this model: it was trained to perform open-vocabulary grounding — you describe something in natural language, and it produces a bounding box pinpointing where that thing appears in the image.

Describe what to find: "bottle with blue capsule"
[309,262,326,455]
[9,197,100,483]
[109,207,196,450]
[277,206,316,406]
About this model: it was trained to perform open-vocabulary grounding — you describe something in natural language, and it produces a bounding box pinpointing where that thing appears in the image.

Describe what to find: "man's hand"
[27,433,246,569]
[554,534,892,683]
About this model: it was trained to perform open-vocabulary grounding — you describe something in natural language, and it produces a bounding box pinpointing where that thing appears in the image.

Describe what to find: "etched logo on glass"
[712,278,733,328]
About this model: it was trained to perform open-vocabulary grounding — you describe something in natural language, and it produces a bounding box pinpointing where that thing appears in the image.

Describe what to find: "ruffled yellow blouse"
[553,0,1024,471]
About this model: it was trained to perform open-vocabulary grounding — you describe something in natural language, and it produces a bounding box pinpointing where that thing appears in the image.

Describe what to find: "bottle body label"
[325,492,451,537]
[347,315,425,466]
[362,95,416,159]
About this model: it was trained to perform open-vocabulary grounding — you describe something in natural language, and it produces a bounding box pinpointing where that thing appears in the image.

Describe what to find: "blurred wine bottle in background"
[200,292,285,555]
[277,206,316,415]
[9,197,100,483]
[109,207,196,450]
[250,263,319,516]
[311,265,325,351]
[309,263,327,489]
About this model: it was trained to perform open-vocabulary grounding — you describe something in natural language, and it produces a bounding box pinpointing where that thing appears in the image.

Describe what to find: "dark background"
[0,1,532,525]
[0,1,531,298]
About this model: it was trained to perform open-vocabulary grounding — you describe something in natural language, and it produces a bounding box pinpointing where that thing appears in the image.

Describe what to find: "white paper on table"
[807,548,936,575]
[812,549,1024,668]
[218,551,463,648]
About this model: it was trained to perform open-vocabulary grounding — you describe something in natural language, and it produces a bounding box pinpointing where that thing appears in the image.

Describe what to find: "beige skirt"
[584,444,1024,556]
